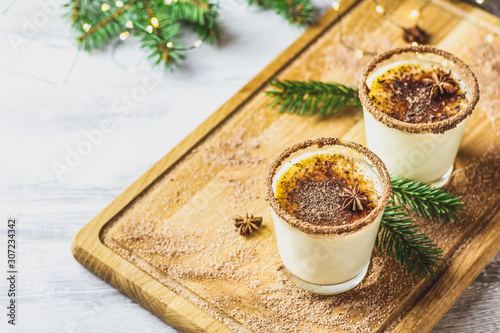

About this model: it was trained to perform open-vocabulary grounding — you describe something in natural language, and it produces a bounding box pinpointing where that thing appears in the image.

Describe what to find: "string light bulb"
[165,0,173,4]
[146,25,153,33]
[410,10,419,18]
[101,3,111,11]
[83,23,91,32]
[442,60,448,67]
[115,1,123,7]
[487,34,494,43]
[194,39,203,47]
[476,0,484,4]
[355,49,364,58]
[166,42,173,48]
[332,1,340,11]
[125,21,134,29]
[151,17,159,28]
[119,31,129,40]
[376,6,384,14]
[412,42,418,47]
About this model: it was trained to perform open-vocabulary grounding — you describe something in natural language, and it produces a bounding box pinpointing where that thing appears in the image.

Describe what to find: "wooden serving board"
[72,0,500,332]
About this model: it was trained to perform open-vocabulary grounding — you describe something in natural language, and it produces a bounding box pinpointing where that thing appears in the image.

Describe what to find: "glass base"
[428,165,454,188]
[283,263,369,295]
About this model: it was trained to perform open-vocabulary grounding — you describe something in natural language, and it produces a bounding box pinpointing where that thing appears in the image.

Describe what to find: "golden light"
[412,42,418,47]
[332,1,340,11]
[355,49,364,58]
[119,31,129,40]
[487,34,494,43]
[476,0,484,4]
[442,60,448,67]
[83,23,91,32]
[376,6,383,13]
[151,17,159,28]
[101,3,111,11]
[125,21,134,29]
[146,25,153,33]
[164,0,173,4]
[166,42,173,48]
[115,1,123,7]
[194,40,203,47]
[410,10,419,18]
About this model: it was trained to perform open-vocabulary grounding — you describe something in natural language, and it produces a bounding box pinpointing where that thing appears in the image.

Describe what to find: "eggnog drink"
[266,138,391,294]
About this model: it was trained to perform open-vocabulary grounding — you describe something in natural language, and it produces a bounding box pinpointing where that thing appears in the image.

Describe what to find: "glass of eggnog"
[359,46,479,187]
[266,138,391,295]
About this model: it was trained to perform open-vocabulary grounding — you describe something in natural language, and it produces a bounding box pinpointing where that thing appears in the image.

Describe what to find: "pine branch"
[171,0,221,44]
[134,3,184,69]
[71,0,80,21]
[77,1,136,48]
[391,175,464,222]
[67,0,314,69]
[248,0,314,26]
[143,1,177,67]
[265,79,361,116]
[377,203,444,278]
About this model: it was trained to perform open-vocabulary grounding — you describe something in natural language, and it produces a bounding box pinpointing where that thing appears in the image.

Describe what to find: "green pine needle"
[377,202,445,278]
[170,1,221,45]
[391,175,464,222]
[265,79,361,116]
[67,0,312,70]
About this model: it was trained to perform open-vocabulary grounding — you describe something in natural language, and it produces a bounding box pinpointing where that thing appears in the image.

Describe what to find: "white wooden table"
[0,1,498,332]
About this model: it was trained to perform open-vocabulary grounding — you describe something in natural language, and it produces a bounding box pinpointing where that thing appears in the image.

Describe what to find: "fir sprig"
[66,0,313,69]
[391,175,464,222]
[265,79,361,116]
[378,202,445,278]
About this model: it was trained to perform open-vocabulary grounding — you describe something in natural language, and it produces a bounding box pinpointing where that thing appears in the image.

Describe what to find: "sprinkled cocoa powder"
[275,153,378,226]
[266,138,391,236]
[359,46,480,134]
[368,64,467,123]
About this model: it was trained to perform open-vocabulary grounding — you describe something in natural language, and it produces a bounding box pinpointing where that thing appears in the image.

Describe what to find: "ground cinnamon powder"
[103,40,500,333]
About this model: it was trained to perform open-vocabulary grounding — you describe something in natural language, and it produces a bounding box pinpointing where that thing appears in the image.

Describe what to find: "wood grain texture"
[68,0,499,332]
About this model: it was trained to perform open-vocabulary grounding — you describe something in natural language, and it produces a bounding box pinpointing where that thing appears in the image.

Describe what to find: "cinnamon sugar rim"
[359,45,480,134]
[265,138,392,237]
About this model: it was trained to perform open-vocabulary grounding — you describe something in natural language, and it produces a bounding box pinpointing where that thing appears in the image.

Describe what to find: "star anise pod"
[234,214,263,235]
[422,71,459,99]
[339,184,369,212]
[403,25,428,44]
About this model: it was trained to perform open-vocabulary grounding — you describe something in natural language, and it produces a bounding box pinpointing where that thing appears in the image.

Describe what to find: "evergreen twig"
[265,79,361,116]
[391,175,464,222]
[377,202,445,278]
[66,0,312,69]
[171,1,220,45]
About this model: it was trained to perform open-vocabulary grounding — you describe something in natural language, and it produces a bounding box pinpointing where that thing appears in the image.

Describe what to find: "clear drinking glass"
[359,45,479,187]
[265,138,391,295]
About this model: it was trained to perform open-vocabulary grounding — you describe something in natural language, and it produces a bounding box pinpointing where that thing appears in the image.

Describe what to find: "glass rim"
[358,45,479,135]
[265,137,392,237]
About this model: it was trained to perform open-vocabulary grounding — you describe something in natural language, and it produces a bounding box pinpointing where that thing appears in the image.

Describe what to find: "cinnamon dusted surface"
[275,153,378,227]
[368,63,468,123]
[100,10,500,333]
